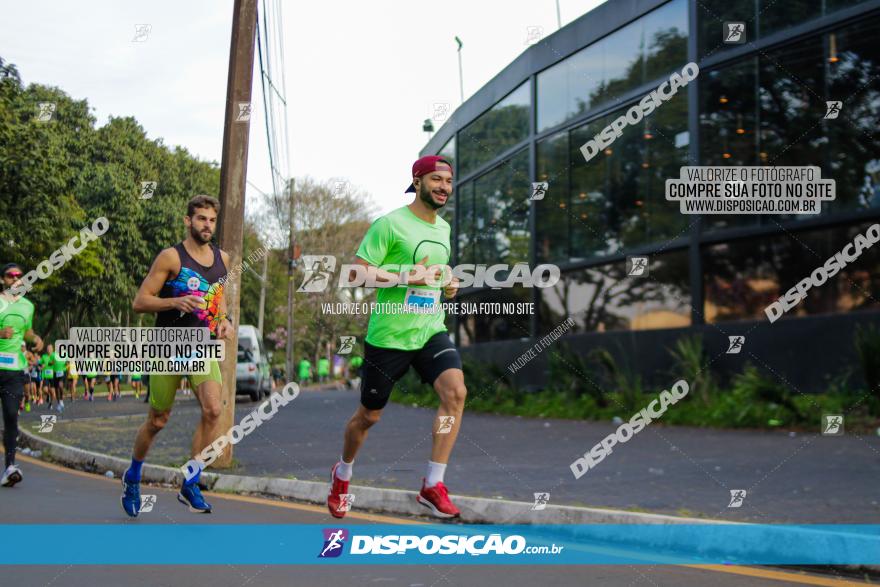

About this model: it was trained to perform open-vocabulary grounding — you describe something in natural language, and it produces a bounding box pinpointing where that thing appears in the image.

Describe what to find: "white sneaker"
[1,465,23,487]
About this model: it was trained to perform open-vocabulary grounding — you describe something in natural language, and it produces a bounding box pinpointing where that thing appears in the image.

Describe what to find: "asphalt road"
[0,456,868,587]
[22,387,880,523]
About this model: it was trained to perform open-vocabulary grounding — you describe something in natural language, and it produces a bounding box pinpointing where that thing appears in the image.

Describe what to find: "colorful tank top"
[155,242,227,337]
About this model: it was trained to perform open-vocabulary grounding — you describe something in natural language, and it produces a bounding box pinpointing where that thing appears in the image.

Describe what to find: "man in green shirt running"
[297,358,312,385]
[327,155,466,519]
[51,344,66,411]
[0,263,44,487]
[39,348,54,409]
[317,357,330,383]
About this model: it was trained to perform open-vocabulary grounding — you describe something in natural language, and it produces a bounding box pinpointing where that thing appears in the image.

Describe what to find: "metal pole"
[555,0,561,29]
[285,178,295,384]
[455,36,464,104]
[215,0,258,469]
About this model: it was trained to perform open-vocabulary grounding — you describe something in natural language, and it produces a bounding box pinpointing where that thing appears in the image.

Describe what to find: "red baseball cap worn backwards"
[405,155,453,193]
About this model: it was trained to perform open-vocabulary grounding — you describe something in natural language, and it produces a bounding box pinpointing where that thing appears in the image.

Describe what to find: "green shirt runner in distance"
[0,296,34,371]
[356,206,451,351]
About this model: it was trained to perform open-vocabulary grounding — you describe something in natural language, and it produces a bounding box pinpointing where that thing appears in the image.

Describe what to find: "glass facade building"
[421,0,880,382]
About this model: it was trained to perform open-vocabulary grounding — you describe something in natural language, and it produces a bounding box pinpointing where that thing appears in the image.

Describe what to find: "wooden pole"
[214,0,258,468]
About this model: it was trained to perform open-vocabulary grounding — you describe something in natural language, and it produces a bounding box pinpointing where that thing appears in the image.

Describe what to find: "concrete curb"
[20,429,720,524]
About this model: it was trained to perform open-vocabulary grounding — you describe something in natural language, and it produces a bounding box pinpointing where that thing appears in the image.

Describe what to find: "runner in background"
[347,355,363,390]
[25,349,38,411]
[51,345,66,412]
[39,347,54,410]
[0,262,44,487]
[317,356,330,384]
[297,358,312,386]
[131,371,142,400]
[83,368,97,401]
[66,360,78,401]
[107,371,121,401]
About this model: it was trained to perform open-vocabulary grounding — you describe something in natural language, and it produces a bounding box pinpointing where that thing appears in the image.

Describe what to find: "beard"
[418,182,448,210]
[191,224,213,244]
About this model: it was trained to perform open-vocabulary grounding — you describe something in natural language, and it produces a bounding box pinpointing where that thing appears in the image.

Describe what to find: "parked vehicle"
[235,325,271,401]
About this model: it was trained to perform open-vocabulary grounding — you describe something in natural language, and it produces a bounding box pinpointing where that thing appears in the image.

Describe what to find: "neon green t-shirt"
[297,359,311,379]
[317,357,330,376]
[52,351,66,374]
[356,206,451,351]
[350,356,363,368]
[40,353,53,377]
[0,295,34,371]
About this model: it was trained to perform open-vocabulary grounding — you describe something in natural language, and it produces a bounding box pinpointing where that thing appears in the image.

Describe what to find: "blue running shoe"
[120,468,141,518]
[178,482,212,513]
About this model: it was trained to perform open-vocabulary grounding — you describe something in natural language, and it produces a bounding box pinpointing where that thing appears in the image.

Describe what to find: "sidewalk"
[20,385,880,523]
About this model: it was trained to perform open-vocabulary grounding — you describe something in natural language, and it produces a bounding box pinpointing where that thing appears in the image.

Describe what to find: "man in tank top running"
[120,195,233,517]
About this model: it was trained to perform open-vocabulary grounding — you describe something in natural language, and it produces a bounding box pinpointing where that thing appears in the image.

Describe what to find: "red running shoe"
[417,479,460,519]
[327,463,350,519]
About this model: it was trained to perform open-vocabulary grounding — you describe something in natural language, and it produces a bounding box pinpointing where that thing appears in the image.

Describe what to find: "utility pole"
[215,0,258,469]
[285,178,296,384]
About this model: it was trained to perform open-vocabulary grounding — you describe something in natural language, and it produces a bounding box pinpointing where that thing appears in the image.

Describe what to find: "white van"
[236,325,271,401]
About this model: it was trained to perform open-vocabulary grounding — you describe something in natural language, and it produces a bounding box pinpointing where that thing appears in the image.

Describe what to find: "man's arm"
[24,329,43,352]
[132,248,201,314]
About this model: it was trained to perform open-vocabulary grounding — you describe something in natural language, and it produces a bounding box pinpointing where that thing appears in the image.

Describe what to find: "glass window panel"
[760,0,822,39]
[537,44,603,132]
[570,116,614,259]
[704,222,880,323]
[697,0,755,60]
[538,0,687,132]
[457,288,533,345]
[594,19,645,106]
[699,59,760,231]
[536,130,570,263]
[643,0,688,81]
[825,20,880,212]
[438,136,455,169]
[472,150,530,265]
[458,82,530,175]
[539,252,691,334]
[456,181,474,265]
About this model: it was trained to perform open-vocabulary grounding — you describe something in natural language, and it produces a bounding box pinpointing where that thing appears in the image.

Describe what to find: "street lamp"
[423,118,435,137]
[455,36,464,104]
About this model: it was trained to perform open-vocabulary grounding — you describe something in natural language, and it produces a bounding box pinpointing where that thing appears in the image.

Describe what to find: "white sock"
[425,461,446,488]
[336,457,353,481]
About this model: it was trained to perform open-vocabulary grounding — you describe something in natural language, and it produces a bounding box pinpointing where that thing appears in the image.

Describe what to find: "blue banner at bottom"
[0,524,877,565]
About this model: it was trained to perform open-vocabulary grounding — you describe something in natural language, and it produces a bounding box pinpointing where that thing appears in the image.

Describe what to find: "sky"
[1,0,606,218]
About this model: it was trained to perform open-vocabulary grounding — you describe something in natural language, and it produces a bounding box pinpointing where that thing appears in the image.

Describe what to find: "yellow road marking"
[16,455,870,584]
[684,565,868,586]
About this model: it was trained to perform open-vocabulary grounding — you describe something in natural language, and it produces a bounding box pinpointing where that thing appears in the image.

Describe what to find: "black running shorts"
[360,332,462,410]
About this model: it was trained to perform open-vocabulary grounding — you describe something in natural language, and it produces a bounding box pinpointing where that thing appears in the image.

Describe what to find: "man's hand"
[30,335,43,352]
[0,327,12,339]
[402,256,446,286]
[216,318,234,340]
[172,295,205,314]
[444,276,460,299]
